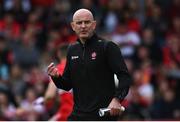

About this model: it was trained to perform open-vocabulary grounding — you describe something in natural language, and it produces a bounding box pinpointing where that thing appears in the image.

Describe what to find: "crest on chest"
[91,52,97,60]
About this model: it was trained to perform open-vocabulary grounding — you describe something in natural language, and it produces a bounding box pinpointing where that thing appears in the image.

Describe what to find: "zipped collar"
[77,33,98,46]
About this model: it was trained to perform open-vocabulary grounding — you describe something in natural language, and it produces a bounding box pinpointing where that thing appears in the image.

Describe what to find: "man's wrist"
[113,97,120,102]
[51,75,61,82]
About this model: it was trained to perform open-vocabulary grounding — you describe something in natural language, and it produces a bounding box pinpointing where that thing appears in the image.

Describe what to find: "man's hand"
[47,62,59,77]
[108,98,124,116]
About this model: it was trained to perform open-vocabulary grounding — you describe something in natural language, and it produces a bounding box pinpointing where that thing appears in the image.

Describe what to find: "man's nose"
[81,22,86,27]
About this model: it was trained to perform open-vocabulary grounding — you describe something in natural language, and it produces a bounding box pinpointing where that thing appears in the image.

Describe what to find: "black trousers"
[68,113,118,121]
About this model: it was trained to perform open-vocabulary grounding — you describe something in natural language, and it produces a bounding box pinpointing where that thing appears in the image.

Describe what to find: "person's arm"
[106,41,132,116]
[106,41,131,101]
[47,48,72,91]
[44,78,58,101]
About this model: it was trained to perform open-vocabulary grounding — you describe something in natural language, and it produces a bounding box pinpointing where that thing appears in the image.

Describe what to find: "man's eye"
[84,21,91,24]
[76,21,82,25]
[75,21,91,25]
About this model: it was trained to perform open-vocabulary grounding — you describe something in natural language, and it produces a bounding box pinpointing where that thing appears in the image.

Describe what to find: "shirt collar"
[77,33,98,46]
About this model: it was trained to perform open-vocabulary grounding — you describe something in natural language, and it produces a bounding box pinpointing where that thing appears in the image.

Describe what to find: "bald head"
[71,8,96,43]
[72,9,94,22]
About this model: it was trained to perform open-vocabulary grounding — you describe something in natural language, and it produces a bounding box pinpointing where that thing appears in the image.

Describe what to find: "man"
[47,8,131,121]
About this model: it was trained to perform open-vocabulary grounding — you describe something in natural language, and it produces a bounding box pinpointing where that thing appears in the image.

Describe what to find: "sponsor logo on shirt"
[98,40,102,42]
[71,56,79,60]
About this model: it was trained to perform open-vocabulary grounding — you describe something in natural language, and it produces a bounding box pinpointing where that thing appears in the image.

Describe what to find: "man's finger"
[110,108,120,116]
[51,68,58,76]
[47,62,56,76]
[110,106,125,116]
[47,62,55,69]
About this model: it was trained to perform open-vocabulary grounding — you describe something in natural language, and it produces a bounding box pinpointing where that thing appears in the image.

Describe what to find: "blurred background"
[0,0,179,121]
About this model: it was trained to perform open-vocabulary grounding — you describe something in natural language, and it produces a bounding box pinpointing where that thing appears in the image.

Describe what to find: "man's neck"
[80,39,86,44]
[79,33,95,44]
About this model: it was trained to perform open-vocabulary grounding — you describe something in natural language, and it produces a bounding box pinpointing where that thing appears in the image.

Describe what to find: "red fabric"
[66,35,77,43]
[31,0,55,7]
[56,59,66,75]
[127,19,141,32]
[54,59,74,121]
[45,98,56,111]
[56,93,73,121]
[0,20,21,39]
[121,99,129,108]
[162,47,171,66]
[162,44,180,69]
[54,35,77,48]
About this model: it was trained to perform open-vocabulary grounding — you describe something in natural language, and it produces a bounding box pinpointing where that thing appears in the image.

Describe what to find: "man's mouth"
[81,31,87,34]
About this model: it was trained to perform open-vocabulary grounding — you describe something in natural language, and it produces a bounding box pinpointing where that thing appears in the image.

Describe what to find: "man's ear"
[92,21,97,30]
[71,22,75,31]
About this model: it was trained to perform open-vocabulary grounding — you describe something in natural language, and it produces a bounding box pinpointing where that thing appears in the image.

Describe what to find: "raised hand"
[47,62,59,77]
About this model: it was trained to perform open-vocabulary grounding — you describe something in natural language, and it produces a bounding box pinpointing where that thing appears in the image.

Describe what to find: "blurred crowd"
[0,0,179,121]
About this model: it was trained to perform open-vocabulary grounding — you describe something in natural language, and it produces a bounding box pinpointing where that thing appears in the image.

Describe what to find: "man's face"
[71,13,96,41]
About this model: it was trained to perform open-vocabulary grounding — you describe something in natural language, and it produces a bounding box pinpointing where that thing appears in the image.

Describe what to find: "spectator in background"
[150,83,179,120]
[0,12,21,40]
[167,16,180,39]
[167,0,180,19]
[125,68,153,120]
[9,64,26,106]
[12,30,40,69]
[0,35,13,81]
[15,87,46,121]
[111,19,140,58]
[3,0,31,13]
[162,34,180,71]
[0,84,17,120]
[102,0,125,33]
[140,28,162,65]
[144,3,168,44]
